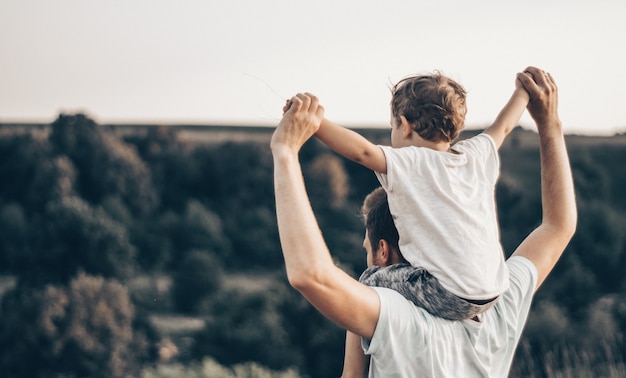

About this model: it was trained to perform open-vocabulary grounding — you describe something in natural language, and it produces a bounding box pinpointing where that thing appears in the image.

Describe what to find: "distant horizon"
[2,115,625,138]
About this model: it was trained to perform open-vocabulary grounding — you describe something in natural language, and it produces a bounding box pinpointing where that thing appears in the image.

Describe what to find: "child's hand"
[283,99,293,114]
[514,73,531,105]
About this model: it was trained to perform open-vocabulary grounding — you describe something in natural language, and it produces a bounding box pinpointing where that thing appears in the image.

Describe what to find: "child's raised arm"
[484,73,530,149]
[316,119,387,173]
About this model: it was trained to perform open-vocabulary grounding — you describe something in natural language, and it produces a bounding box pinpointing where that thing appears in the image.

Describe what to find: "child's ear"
[400,116,413,139]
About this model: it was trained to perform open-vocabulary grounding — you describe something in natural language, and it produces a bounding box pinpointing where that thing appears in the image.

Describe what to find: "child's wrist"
[513,87,530,104]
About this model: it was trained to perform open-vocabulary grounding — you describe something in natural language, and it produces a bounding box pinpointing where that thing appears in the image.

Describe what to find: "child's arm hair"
[317,118,387,173]
[341,331,368,378]
[484,73,530,149]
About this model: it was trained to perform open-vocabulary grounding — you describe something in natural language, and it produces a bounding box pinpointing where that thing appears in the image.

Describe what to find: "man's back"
[363,257,537,378]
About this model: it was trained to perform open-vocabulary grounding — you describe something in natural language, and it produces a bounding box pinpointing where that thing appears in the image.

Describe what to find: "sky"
[1,0,625,135]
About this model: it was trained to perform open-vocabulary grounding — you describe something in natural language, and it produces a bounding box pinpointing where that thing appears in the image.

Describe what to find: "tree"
[0,133,57,211]
[192,281,305,372]
[202,141,274,209]
[570,147,610,202]
[49,114,158,215]
[0,202,29,272]
[221,205,280,269]
[568,201,626,291]
[15,196,136,286]
[306,153,349,210]
[173,250,223,313]
[167,200,232,269]
[0,273,153,378]
[128,125,194,211]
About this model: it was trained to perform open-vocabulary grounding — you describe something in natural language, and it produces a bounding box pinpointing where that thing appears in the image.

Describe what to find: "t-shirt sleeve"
[362,287,427,356]
[375,145,392,191]
[375,145,418,193]
[499,256,538,328]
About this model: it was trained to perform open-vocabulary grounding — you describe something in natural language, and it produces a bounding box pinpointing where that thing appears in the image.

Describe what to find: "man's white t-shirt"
[376,133,508,300]
[363,256,537,378]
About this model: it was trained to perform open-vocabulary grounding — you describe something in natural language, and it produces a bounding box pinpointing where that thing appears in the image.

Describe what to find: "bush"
[18,196,137,286]
[173,250,223,313]
[140,357,301,378]
[0,273,153,378]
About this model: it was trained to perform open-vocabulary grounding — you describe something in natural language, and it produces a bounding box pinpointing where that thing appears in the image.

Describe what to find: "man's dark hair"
[361,187,400,254]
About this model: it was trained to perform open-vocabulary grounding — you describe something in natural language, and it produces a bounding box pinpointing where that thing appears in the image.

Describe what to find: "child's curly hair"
[390,72,467,143]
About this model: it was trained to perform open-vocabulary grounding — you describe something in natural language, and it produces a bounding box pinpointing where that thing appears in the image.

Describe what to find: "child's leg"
[359,264,492,320]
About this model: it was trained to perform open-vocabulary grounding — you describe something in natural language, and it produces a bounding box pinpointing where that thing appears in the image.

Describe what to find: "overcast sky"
[1,0,625,135]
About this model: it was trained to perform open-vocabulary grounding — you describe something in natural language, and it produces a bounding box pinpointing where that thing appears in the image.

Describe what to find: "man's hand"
[518,66,560,133]
[271,93,324,156]
[512,67,576,290]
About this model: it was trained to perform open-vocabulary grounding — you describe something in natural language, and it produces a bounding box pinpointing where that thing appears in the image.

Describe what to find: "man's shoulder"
[505,256,538,284]
[495,256,538,314]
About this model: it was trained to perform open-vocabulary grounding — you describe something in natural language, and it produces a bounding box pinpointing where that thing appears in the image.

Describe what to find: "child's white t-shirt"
[375,133,509,300]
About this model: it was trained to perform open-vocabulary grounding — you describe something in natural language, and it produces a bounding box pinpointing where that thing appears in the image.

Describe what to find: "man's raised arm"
[511,67,577,290]
[272,93,381,338]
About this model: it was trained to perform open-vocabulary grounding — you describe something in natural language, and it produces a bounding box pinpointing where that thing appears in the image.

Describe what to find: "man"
[271,67,576,377]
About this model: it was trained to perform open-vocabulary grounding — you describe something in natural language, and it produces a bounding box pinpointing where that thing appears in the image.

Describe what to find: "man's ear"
[377,239,391,265]
[400,116,413,139]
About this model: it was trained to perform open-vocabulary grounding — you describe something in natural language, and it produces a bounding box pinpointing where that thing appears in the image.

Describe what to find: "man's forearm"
[512,118,577,289]
[273,150,335,285]
[538,122,577,236]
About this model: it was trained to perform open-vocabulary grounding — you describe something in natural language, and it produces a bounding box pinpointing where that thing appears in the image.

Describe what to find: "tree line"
[0,114,624,377]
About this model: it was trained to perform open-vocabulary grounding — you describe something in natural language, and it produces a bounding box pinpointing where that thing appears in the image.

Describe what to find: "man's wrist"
[536,120,563,137]
[271,145,299,163]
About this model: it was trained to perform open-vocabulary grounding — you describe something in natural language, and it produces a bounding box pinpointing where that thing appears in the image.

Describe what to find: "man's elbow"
[563,204,578,240]
[551,211,578,245]
[286,269,321,294]
[287,272,310,292]
[565,215,578,241]
[286,267,334,300]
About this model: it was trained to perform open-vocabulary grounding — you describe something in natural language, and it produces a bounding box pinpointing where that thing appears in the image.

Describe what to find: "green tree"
[128,125,194,211]
[306,153,349,210]
[192,281,305,372]
[0,273,153,378]
[17,196,136,286]
[140,356,300,378]
[570,147,610,202]
[173,250,223,313]
[202,141,274,209]
[0,133,56,211]
[49,114,158,215]
[0,202,29,272]
[222,205,280,269]
[568,201,626,291]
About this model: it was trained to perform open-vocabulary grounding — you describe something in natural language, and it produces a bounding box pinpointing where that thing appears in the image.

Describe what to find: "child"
[312,71,529,376]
